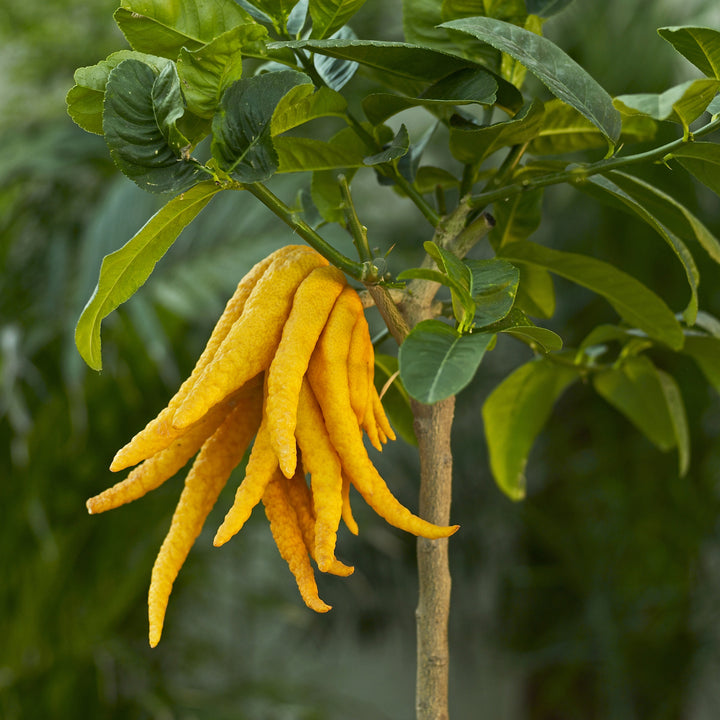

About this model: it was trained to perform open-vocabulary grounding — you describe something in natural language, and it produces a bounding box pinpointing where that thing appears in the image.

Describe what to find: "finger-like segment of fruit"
[90,380,261,513]
[213,415,279,546]
[371,386,396,442]
[262,470,331,613]
[110,252,284,472]
[362,400,383,452]
[173,247,327,430]
[308,290,458,540]
[266,265,347,478]
[285,464,354,577]
[147,384,263,647]
[341,472,359,536]
[347,314,370,425]
[295,381,344,573]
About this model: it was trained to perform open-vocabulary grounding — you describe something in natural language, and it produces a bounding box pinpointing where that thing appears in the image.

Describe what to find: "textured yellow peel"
[266,264,346,478]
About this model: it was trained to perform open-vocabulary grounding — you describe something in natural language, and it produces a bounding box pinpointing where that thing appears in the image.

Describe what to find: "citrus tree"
[67,1,720,717]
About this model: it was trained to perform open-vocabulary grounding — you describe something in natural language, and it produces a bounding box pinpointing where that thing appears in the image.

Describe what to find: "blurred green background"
[3,1,720,718]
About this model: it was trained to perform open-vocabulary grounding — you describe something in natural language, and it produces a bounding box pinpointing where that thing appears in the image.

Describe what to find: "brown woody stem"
[413,395,456,720]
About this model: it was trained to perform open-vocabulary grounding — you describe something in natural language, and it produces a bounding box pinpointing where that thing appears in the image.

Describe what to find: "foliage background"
[3,0,720,718]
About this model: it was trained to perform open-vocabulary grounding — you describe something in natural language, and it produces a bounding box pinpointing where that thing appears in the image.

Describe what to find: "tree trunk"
[413,396,456,720]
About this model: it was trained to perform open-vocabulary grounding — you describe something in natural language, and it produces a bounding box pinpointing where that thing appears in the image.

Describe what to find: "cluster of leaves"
[67,0,720,499]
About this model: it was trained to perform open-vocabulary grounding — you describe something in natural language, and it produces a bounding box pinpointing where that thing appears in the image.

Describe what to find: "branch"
[243,182,366,279]
[469,115,720,211]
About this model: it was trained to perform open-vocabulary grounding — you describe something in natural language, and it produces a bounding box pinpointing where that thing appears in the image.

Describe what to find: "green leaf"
[658,26,720,79]
[414,166,460,194]
[272,38,524,109]
[467,258,519,326]
[114,0,254,59]
[440,16,622,147]
[525,0,573,17]
[657,369,690,476]
[399,320,494,404]
[66,51,171,135]
[482,358,578,500]
[502,324,563,352]
[363,124,410,165]
[613,79,720,136]
[527,98,657,156]
[601,171,720,266]
[669,142,720,197]
[683,335,720,392]
[449,100,545,164]
[309,0,367,39]
[271,84,347,136]
[152,62,190,152]
[245,0,300,26]
[514,263,556,319]
[177,24,268,118]
[593,355,685,466]
[275,135,366,172]
[75,182,222,370]
[498,241,684,349]
[491,186,544,247]
[708,93,720,116]
[211,69,309,182]
[482,307,563,352]
[313,26,359,90]
[103,59,205,193]
[362,68,498,125]
[581,174,699,324]
[373,353,417,446]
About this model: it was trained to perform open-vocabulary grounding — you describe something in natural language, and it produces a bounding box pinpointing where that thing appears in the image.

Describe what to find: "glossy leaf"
[491,186,544,248]
[211,70,309,182]
[613,79,720,136]
[66,51,170,135]
[467,258,520,327]
[582,174,699,324]
[502,324,563,352]
[275,135,366,172]
[177,24,268,118]
[527,98,657,156]
[482,358,578,500]
[593,355,684,461]
[309,0,367,39]
[449,100,545,164]
[683,335,720,392]
[363,125,410,165]
[286,0,309,35]
[273,38,523,109]
[498,241,684,349]
[313,26,359,90]
[271,84,347,136]
[709,93,720,115]
[403,0,502,70]
[373,353,417,446]
[602,170,720,266]
[514,264,556,319]
[658,26,720,78]
[152,63,190,152]
[115,0,254,59]
[669,142,720,197]
[414,166,460,194]
[75,182,222,370]
[657,369,690,476]
[103,59,205,193]
[362,68,498,125]
[399,320,494,404]
[440,17,622,147]
[246,0,300,25]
